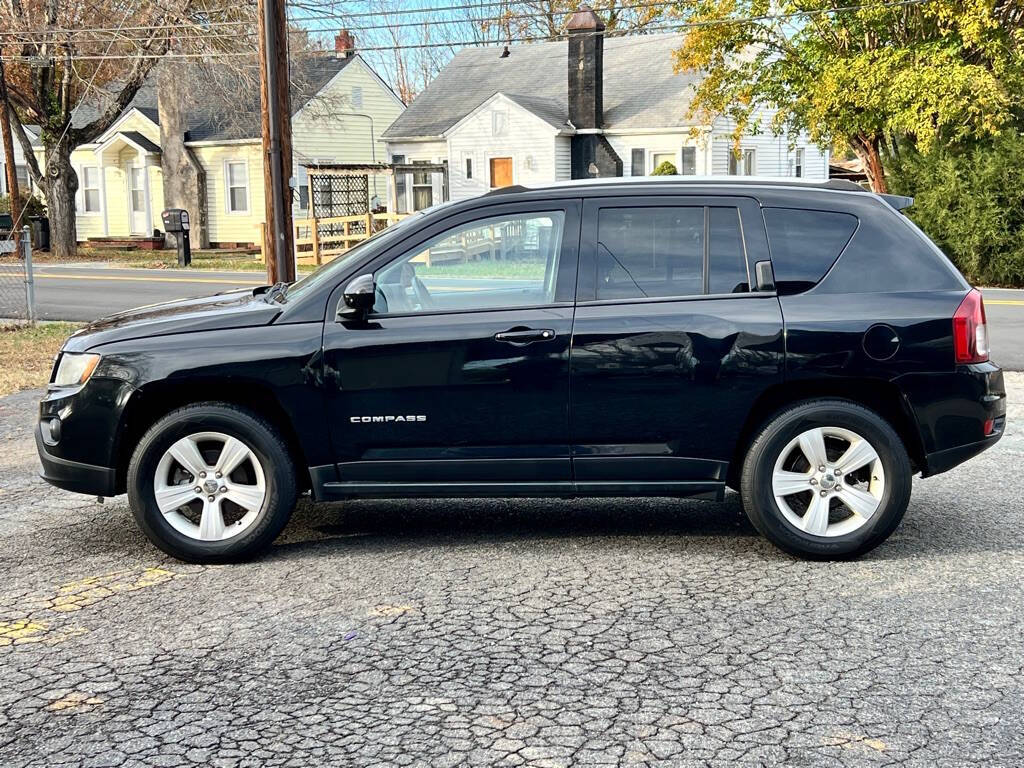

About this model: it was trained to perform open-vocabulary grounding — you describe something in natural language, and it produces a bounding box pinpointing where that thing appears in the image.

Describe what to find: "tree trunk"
[43,138,78,259]
[850,134,888,194]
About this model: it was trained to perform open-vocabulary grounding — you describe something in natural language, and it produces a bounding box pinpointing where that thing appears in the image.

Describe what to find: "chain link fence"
[0,228,36,325]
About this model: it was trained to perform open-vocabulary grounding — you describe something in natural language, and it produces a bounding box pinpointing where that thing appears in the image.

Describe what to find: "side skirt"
[308,466,725,502]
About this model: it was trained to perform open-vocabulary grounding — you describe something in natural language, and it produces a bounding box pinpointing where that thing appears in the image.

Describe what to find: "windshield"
[283,212,425,303]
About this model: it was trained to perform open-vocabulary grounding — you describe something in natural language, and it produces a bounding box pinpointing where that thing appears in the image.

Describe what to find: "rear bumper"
[923,429,1004,477]
[36,426,118,496]
[904,363,1007,478]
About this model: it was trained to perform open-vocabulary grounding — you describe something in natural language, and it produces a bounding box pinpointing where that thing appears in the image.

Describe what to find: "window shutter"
[630,149,645,176]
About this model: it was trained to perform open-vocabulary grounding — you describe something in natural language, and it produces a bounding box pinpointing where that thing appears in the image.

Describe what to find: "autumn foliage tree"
[672,0,1024,192]
[0,0,253,258]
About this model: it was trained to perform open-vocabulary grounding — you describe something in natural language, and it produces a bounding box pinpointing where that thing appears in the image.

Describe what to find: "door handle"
[494,328,556,345]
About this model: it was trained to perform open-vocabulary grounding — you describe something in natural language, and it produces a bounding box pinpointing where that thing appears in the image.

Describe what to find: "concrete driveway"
[1,375,1021,766]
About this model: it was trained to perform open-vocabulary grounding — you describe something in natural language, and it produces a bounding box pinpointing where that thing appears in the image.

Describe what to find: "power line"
[0,0,926,40]
[0,0,934,60]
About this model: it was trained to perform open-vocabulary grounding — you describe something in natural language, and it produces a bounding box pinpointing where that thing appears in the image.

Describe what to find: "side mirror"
[337,273,376,320]
[754,260,775,292]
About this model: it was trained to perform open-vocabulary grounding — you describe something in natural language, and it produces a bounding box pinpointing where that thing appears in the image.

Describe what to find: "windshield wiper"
[261,281,289,304]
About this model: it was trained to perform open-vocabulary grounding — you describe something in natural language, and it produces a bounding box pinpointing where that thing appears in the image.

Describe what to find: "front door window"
[374,211,566,315]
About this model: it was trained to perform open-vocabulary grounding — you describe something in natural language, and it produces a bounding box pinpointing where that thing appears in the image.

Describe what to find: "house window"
[351,86,363,109]
[680,146,697,175]
[412,160,432,211]
[225,160,249,213]
[651,152,675,173]
[79,166,101,213]
[492,111,508,137]
[794,148,805,178]
[630,149,645,177]
[465,156,473,179]
[392,154,408,214]
[728,148,756,176]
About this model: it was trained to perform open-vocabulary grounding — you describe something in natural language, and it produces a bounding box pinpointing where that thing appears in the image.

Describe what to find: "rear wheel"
[740,400,912,559]
[127,403,297,563]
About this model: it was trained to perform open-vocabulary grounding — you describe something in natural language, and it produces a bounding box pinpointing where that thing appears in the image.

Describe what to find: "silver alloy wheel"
[153,431,267,542]
[771,426,885,538]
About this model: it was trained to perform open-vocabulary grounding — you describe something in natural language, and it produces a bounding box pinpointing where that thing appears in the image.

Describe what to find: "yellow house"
[27,36,405,249]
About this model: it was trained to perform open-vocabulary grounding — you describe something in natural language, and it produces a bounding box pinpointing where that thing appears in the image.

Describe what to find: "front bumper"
[36,425,118,496]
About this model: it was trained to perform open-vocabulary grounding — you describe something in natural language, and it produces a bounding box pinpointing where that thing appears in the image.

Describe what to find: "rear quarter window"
[814,205,965,294]
[762,208,858,294]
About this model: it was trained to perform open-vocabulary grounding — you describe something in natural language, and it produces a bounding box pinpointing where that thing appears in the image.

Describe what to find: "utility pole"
[258,0,295,283]
[0,50,23,231]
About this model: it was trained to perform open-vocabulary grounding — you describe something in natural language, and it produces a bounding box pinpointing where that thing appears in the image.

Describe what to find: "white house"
[383,8,828,211]
[16,32,404,248]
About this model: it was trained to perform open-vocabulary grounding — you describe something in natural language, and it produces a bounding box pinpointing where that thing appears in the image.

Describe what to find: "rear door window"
[762,208,858,293]
[595,205,750,300]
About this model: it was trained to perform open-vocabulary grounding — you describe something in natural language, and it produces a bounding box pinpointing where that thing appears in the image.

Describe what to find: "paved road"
[1,376,1022,766]
[981,288,1024,371]
[3,264,266,322]
[3,263,1023,369]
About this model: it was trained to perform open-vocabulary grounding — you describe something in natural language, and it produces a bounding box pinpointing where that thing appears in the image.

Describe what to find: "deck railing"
[293,212,407,265]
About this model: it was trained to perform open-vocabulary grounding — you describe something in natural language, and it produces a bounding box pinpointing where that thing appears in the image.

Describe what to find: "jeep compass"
[36,179,1006,561]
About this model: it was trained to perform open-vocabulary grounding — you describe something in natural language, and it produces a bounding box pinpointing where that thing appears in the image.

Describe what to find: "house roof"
[118,130,161,153]
[382,33,700,139]
[71,54,357,143]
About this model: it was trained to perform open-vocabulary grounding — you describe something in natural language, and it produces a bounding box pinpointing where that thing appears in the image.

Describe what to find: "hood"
[62,288,283,353]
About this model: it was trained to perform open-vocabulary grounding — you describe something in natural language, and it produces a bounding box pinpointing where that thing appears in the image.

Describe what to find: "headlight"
[53,353,101,387]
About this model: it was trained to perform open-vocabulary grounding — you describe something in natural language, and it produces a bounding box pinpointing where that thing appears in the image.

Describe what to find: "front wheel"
[127,403,297,563]
[740,400,912,560]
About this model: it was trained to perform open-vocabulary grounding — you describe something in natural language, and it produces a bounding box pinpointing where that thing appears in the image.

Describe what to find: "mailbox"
[161,208,192,266]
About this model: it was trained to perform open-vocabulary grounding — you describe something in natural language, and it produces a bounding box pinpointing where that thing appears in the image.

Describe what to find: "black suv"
[37,179,1005,561]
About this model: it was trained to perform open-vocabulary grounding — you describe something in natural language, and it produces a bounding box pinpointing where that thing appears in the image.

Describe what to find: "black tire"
[740,399,912,560]
[127,402,297,563]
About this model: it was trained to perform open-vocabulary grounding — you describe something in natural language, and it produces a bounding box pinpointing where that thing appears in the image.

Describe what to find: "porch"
[289,162,448,265]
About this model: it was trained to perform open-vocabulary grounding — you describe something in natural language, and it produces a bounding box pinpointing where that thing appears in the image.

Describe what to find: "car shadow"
[271,493,763,557]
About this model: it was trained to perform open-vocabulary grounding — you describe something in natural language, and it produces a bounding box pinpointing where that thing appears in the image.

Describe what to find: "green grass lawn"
[0,323,80,396]
[24,247,269,272]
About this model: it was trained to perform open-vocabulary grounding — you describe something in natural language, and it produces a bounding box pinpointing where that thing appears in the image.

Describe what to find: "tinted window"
[815,207,964,293]
[709,207,748,294]
[374,211,565,314]
[597,207,704,300]
[763,208,858,293]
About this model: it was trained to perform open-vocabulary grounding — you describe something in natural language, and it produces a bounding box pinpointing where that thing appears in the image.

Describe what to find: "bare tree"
[0,0,255,258]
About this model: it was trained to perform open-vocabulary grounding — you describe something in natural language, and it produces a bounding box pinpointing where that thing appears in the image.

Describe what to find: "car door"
[321,200,581,495]
[570,194,785,494]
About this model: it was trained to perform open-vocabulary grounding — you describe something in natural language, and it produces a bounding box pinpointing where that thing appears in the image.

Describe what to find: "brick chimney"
[567,5,604,130]
[335,29,355,58]
[566,6,621,179]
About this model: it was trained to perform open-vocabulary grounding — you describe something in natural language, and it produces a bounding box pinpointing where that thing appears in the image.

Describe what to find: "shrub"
[651,160,678,176]
[887,134,1024,287]
[0,192,47,220]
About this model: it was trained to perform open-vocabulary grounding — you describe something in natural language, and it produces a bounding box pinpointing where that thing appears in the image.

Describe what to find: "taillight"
[953,289,989,364]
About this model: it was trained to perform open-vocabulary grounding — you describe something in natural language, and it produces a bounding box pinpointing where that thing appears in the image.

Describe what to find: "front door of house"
[128,166,147,235]
[489,157,513,188]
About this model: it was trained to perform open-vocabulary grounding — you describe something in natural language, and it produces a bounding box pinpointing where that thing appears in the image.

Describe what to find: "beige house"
[23,34,404,248]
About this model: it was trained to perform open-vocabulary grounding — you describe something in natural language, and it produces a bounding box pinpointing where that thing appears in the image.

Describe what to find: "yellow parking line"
[33,272,263,285]
[985,300,1024,306]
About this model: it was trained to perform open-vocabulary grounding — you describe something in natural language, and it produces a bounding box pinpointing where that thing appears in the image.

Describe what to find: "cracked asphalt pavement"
[1,376,1022,767]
